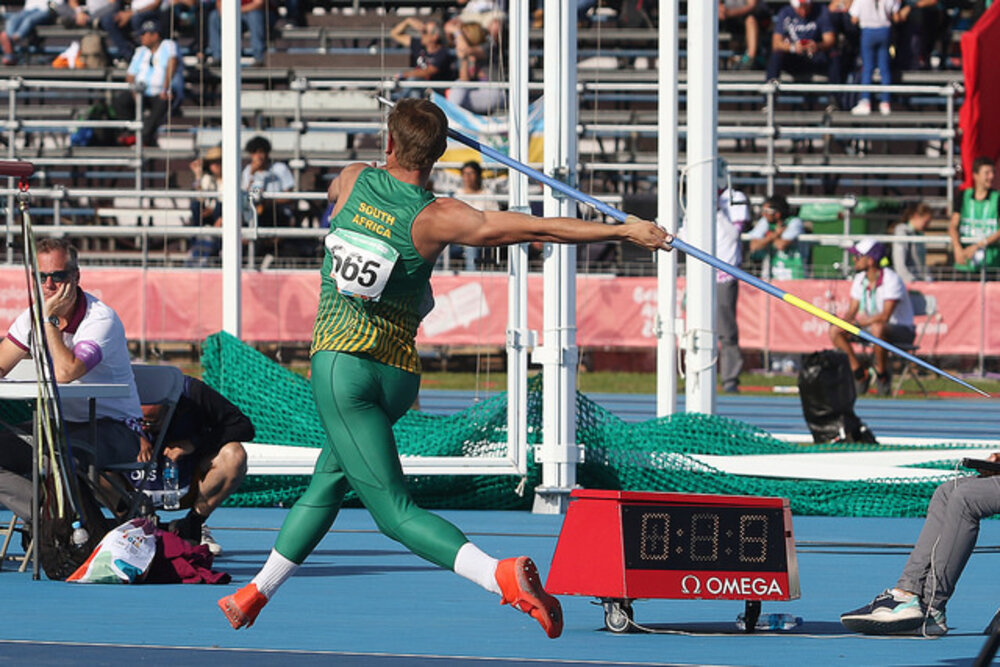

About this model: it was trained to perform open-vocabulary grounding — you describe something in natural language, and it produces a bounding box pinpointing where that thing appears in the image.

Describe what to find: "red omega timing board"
[545,489,801,632]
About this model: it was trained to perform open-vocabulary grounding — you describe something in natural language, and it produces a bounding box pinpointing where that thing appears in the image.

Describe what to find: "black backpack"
[70,101,118,147]
[37,470,111,581]
[797,350,877,444]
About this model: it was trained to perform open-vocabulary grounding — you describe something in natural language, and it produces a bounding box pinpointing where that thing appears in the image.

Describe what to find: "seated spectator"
[447,161,500,270]
[207,0,268,66]
[156,1,202,45]
[949,156,1000,274]
[242,135,309,258]
[0,0,59,66]
[390,17,455,86]
[849,0,902,116]
[530,0,600,28]
[173,0,216,62]
[0,239,144,523]
[448,22,505,115]
[186,144,224,266]
[840,454,1000,636]
[828,239,915,396]
[891,202,934,283]
[112,19,184,148]
[766,0,841,86]
[58,0,125,65]
[61,0,154,65]
[142,374,253,556]
[719,0,769,70]
[747,194,809,280]
[110,0,163,61]
[897,0,942,70]
[279,0,310,29]
[828,0,859,76]
[446,0,505,36]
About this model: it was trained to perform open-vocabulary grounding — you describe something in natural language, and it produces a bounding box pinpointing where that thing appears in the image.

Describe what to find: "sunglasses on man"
[37,270,73,284]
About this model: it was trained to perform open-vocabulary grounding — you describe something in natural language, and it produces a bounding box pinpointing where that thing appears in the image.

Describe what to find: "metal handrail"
[0,74,964,242]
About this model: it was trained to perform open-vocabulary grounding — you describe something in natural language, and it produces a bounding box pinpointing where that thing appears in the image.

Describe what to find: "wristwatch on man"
[47,315,59,328]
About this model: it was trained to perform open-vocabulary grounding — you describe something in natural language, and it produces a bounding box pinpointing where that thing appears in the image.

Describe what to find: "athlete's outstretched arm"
[412,197,672,261]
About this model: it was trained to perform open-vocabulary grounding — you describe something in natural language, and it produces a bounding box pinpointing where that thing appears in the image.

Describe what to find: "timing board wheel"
[602,598,634,633]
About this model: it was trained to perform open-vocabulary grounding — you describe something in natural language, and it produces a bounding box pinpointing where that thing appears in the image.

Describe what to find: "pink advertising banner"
[0,267,991,355]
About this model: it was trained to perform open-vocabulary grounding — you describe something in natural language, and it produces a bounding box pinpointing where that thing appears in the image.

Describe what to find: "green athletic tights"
[273,350,469,569]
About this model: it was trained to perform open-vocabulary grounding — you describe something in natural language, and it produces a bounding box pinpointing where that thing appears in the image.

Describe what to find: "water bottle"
[70,520,89,548]
[735,612,802,631]
[161,458,180,511]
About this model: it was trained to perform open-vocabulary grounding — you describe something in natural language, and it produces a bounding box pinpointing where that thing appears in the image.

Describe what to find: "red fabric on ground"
[145,529,231,584]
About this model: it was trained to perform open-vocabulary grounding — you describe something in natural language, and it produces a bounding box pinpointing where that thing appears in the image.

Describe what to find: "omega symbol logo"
[681,574,701,594]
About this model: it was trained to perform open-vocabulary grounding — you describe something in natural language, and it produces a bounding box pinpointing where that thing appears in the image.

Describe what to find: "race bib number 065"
[325,228,399,301]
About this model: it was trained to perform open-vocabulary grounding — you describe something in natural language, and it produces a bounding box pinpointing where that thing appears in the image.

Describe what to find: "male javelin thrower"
[217,98,672,638]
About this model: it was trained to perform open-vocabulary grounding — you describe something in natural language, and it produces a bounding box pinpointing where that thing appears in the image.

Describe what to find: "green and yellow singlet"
[311,167,436,373]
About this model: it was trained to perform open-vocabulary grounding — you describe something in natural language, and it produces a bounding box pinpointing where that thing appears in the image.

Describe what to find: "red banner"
[960,2,1000,187]
[0,268,991,356]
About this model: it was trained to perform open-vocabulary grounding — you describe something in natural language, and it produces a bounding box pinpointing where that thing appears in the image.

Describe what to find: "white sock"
[453,542,500,594]
[891,588,917,601]
[251,549,300,600]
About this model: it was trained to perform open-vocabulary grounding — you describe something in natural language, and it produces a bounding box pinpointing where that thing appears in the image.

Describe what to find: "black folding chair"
[99,364,184,518]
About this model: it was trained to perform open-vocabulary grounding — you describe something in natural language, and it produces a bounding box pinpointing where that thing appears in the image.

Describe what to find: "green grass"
[419,370,1000,397]
[173,358,999,398]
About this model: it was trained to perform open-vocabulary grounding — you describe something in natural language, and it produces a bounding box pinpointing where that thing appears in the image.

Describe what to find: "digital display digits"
[622,505,786,572]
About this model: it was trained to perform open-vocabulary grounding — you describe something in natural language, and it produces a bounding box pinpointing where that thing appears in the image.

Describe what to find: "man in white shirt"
[828,239,915,396]
[111,19,183,148]
[715,185,751,393]
[0,238,143,520]
[678,167,749,393]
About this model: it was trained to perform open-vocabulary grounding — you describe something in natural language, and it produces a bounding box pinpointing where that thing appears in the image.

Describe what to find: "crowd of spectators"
[727,0,986,84]
[0,0,991,270]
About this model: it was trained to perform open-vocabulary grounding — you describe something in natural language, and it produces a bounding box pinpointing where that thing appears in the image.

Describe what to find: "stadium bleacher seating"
[0,0,980,274]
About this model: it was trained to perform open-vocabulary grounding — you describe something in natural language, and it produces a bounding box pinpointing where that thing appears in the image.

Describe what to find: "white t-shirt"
[6,291,142,423]
[241,161,295,193]
[678,188,750,284]
[24,0,51,12]
[848,0,901,29]
[849,267,915,328]
[131,0,164,12]
[84,0,113,14]
[715,188,750,284]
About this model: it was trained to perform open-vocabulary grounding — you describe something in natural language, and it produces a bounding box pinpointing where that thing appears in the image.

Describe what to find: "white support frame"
[221,1,242,337]
[504,0,531,477]
[656,0,680,417]
[684,3,719,415]
[533,0,579,514]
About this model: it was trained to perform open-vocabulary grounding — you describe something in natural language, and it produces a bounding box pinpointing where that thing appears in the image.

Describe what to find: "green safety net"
[202,331,974,517]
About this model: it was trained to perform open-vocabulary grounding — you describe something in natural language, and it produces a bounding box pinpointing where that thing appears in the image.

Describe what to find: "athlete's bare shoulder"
[328,162,374,204]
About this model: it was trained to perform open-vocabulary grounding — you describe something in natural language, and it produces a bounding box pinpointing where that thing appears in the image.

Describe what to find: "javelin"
[377,97,988,397]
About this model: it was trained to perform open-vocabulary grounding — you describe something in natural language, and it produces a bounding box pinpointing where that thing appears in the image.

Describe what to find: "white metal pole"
[506,0,530,476]
[684,1,718,415]
[221,1,242,336]
[534,0,578,514]
[656,0,679,417]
